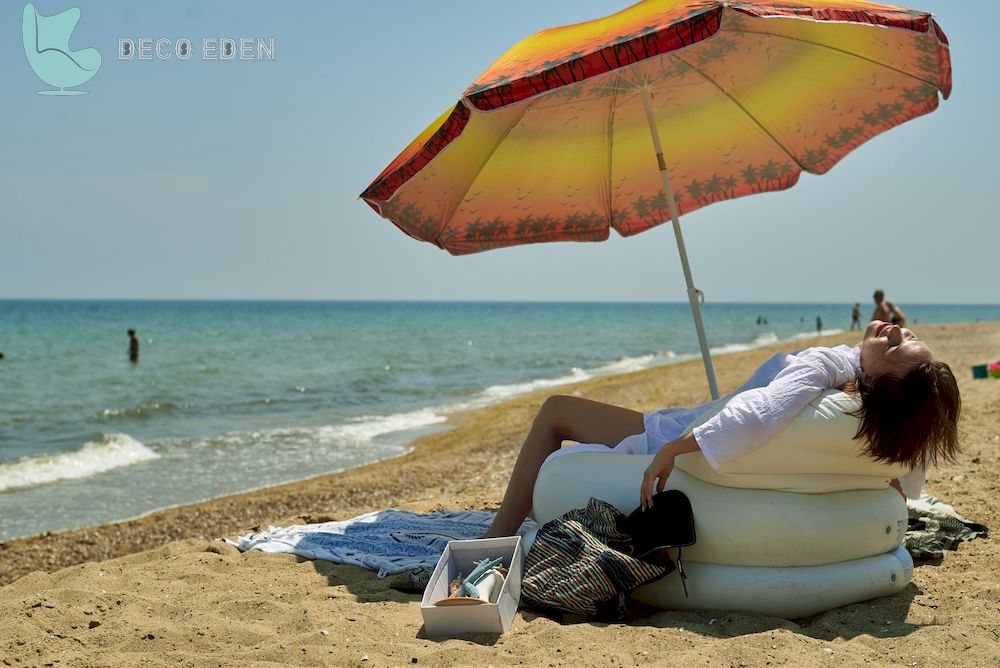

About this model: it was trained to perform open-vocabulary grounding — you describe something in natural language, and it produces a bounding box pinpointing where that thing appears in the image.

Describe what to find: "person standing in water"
[851,303,862,330]
[128,329,140,363]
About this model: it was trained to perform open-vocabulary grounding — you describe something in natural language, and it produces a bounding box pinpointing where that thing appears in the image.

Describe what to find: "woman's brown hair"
[850,360,961,469]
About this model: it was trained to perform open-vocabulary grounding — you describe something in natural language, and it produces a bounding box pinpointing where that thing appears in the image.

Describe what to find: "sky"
[1,0,997,304]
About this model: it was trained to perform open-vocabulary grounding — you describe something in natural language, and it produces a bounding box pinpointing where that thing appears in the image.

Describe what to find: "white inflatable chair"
[530,390,913,618]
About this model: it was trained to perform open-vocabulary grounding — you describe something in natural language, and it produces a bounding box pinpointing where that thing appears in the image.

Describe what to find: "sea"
[1,299,997,542]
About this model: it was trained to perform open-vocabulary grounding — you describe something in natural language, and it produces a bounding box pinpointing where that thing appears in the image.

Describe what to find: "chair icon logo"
[22,3,101,95]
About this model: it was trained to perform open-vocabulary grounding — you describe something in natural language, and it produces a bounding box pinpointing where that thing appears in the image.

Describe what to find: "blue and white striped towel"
[230,509,534,577]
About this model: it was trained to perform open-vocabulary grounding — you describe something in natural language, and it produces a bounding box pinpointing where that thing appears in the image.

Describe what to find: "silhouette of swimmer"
[128,329,139,363]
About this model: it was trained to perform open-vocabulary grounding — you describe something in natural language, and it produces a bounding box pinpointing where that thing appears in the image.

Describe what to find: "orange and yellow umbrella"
[361,0,951,397]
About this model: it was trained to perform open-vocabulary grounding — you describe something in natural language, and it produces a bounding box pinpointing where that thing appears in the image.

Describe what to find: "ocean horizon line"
[3,297,999,307]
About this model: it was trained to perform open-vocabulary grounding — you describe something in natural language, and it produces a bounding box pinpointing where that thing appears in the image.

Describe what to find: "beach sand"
[1,323,997,666]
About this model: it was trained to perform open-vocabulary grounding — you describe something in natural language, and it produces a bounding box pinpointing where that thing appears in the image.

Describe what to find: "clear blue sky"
[2,0,996,303]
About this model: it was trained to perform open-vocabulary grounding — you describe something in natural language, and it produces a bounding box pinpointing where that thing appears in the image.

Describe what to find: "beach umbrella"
[360,0,952,399]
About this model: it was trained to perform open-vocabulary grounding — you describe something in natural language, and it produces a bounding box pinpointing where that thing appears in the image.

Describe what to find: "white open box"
[420,536,523,638]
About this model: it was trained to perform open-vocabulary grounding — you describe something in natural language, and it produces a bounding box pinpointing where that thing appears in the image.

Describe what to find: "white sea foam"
[0,434,160,493]
[313,408,448,446]
[440,351,680,414]
[176,407,449,454]
[752,332,779,346]
[709,342,757,355]
[788,327,847,342]
[795,329,844,340]
[695,326,855,360]
[593,354,656,374]
[481,367,593,401]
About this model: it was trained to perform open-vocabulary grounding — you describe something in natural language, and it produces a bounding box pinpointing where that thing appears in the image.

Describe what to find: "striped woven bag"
[521,498,672,620]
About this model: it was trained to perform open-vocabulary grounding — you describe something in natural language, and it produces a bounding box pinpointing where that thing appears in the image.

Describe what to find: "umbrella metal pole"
[640,86,720,399]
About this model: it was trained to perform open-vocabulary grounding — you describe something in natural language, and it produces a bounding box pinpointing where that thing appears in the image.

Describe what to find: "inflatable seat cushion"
[675,389,910,485]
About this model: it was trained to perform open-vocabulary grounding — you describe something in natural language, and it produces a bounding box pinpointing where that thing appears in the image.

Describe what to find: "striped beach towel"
[230,509,534,577]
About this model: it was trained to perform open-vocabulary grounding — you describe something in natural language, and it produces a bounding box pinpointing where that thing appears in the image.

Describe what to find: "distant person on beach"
[128,329,139,363]
[816,316,822,334]
[872,290,906,327]
[483,320,961,538]
[851,303,862,330]
[0,351,4,360]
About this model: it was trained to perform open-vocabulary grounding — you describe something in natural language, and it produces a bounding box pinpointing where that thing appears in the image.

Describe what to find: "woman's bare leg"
[482,395,644,537]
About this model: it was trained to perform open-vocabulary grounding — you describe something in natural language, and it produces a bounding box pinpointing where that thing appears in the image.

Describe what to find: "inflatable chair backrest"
[675,389,910,492]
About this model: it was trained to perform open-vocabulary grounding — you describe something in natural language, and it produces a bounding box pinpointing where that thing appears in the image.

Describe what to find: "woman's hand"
[640,432,700,510]
[641,447,676,510]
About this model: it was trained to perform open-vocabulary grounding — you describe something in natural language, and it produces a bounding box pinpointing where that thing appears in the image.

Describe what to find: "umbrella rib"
[729,28,943,90]
[669,53,805,172]
[606,75,626,234]
[431,100,532,247]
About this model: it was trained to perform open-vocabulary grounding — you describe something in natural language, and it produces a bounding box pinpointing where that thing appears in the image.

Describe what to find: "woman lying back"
[483,320,961,538]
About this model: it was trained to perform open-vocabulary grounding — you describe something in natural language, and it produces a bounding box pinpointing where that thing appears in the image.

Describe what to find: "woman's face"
[859,320,933,384]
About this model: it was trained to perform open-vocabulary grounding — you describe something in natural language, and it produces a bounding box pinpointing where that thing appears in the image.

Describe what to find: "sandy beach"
[1,322,997,666]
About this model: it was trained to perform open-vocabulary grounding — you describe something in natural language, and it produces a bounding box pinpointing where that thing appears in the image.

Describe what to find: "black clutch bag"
[621,490,696,596]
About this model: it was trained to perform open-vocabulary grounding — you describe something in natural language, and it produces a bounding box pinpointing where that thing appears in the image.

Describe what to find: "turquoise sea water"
[1,300,998,541]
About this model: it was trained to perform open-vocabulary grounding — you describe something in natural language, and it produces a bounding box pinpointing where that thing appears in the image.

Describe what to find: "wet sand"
[1,322,997,666]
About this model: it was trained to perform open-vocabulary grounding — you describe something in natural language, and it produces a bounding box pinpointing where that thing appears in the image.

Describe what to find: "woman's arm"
[692,346,859,470]
[641,432,700,510]
[640,346,860,509]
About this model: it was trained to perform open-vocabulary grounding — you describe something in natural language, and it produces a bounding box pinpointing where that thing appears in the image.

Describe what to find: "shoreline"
[0,328,867,586]
[2,321,998,665]
[0,324,854,547]
[0,322,983,586]
[0,324,993,568]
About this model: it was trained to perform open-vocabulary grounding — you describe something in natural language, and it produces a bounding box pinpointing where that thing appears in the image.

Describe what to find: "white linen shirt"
[545,344,926,498]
